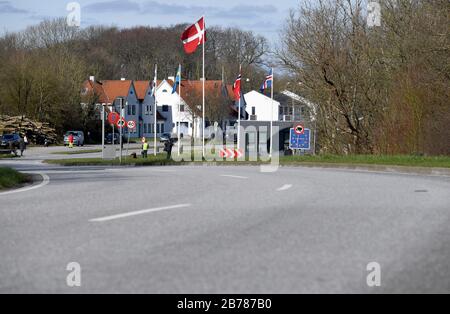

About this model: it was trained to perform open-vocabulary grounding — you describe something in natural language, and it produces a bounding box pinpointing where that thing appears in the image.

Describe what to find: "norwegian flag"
[260,69,273,93]
[232,70,242,101]
[181,17,206,54]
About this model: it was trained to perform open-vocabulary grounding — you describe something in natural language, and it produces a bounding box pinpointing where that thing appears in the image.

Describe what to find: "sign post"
[126,120,136,159]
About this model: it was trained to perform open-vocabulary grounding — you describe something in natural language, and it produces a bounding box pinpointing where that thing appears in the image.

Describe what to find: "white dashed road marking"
[89,204,192,222]
[277,184,293,192]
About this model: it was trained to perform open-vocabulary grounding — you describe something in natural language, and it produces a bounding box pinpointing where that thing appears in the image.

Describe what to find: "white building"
[243,90,280,122]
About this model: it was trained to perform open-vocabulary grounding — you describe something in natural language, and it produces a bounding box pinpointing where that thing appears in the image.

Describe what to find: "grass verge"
[51,149,102,155]
[44,154,450,168]
[0,167,31,190]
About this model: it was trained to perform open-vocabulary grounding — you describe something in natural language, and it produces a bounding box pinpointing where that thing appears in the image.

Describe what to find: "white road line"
[220,175,248,179]
[0,172,50,196]
[89,204,192,223]
[277,184,293,192]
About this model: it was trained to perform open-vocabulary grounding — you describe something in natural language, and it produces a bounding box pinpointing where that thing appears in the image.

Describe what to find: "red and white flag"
[232,70,242,100]
[181,17,206,54]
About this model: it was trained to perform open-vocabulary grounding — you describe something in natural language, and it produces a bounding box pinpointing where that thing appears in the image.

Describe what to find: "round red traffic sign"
[127,120,136,130]
[294,124,305,135]
[116,118,127,129]
[108,112,120,125]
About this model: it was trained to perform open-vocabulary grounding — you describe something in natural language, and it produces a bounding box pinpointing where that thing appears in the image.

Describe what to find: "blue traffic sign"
[289,128,311,150]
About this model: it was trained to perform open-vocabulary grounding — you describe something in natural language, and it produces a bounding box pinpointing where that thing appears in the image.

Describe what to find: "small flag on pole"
[172,65,181,94]
[181,17,206,54]
[260,69,273,93]
[232,69,242,101]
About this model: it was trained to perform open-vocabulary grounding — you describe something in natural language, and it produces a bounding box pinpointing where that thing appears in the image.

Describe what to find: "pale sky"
[0,0,300,42]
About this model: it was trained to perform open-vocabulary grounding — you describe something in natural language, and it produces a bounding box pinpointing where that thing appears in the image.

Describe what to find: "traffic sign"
[116,118,127,129]
[289,128,311,150]
[294,124,305,135]
[127,120,136,130]
[219,148,243,159]
[108,112,120,125]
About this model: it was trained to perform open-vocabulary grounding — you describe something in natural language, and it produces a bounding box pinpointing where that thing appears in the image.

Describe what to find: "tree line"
[0,19,269,136]
[279,0,449,155]
[1,0,448,155]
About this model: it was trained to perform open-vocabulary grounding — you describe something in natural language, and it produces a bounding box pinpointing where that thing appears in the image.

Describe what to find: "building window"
[252,107,256,115]
[156,124,160,134]
[162,105,169,112]
[160,123,165,133]
[127,104,136,116]
[144,105,152,115]
[180,104,185,112]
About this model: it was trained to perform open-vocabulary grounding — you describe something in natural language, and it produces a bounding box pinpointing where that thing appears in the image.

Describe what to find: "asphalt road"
[0,148,450,293]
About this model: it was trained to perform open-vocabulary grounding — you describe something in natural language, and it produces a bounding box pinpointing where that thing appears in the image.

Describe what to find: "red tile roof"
[82,79,234,105]
[134,81,150,100]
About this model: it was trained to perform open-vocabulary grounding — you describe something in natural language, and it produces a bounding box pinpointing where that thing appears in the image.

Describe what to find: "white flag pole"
[178,64,181,156]
[237,65,242,150]
[202,16,206,159]
[270,68,274,158]
[154,64,158,156]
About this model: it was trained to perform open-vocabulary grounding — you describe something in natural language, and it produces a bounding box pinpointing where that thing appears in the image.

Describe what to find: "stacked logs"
[0,115,58,144]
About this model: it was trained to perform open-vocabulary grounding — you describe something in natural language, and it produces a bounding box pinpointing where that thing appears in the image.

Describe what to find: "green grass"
[279,154,450,168]
[0,167,30,190]
[0,154,18,159]
[51,149,102,155]
[45,154,174,166]
[44,154,450,168]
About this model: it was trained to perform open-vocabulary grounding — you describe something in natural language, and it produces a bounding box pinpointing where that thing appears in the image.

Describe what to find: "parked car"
[105,133,125,145]
[159,133,178,143]
[0,134,21,149]
[64,131,85,146]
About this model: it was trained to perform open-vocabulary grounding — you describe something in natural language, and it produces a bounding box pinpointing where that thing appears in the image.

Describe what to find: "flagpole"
[270,68,274,158]
[154,64,158,156]
[237,64,241,150]
[202,15,206,159]
[178,64,181,156]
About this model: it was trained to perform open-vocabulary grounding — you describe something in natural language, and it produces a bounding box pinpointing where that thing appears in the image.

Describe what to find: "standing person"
[23,135,28,147]
[68,133,74,149]
[19,137,26,157]
[164,139,174,160]
[142,138,149,159]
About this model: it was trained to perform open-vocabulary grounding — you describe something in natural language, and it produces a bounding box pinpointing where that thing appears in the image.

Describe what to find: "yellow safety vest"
[143,143,149,150]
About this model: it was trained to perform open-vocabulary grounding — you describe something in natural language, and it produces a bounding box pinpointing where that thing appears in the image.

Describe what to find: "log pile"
[0,115,58,144]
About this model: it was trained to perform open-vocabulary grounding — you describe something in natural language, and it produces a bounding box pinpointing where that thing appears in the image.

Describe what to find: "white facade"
[244,90,280,122]
[154,80,196,138]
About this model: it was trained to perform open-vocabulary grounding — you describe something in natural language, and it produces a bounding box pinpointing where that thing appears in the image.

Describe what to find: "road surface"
[0,147,449,293]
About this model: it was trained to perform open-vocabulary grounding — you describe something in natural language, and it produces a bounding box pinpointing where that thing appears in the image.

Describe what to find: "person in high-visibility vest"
[68,134,74,149]
[142,138,149,159]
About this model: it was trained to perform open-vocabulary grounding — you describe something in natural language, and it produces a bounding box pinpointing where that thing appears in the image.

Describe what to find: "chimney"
[121,78,126,81]
[89,76,95,82]
[168,76,175,82]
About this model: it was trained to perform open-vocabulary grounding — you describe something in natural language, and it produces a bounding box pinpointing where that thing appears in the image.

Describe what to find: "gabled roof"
[101,80,133,103]
[134,81,150,100]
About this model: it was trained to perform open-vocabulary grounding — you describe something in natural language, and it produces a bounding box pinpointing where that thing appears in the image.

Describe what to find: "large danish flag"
[181,17,206,54]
